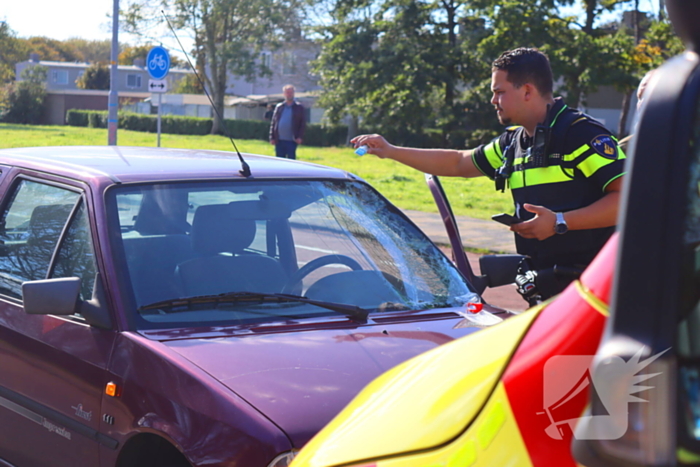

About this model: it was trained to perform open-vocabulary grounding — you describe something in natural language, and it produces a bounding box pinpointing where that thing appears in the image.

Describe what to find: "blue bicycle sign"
[147,46,170,80]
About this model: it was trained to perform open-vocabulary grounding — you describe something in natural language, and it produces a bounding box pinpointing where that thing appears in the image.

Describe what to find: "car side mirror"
[22,277,81,316]
[79,274,112,329]
[478,254,525,288]
[22,274,112,329]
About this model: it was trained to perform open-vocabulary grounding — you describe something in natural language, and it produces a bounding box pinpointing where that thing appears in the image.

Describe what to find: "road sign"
[148,79,168,93]
[147,46,170,80]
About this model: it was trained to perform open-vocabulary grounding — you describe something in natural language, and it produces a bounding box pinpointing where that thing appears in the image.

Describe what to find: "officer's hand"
[510,204,556,240]
[350,134,393,158]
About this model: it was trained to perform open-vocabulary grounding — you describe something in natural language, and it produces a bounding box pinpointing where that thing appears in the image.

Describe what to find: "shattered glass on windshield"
[109,180,474,329]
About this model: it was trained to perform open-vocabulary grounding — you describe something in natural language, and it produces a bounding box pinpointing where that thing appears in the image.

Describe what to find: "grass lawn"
[0,123,513,219]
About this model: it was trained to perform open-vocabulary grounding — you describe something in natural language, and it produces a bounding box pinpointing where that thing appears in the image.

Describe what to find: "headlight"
[267,450,298,467]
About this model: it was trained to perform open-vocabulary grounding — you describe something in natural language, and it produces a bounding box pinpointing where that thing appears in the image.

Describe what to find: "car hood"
[159,312,486,447]
[290,308,543,467]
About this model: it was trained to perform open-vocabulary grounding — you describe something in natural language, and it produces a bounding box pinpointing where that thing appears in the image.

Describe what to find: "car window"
[52,200,97,301]
[115,192,142,231]
[289,184,458,300]
[0,180,80,299]
[109,180,475,329]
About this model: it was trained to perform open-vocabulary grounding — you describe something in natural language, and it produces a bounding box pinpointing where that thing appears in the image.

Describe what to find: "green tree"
[635,18,684,68]
[542,1,679,135]
[315,0,680,146]
[0,65,48,124]
[76,62,111,90]
[443,0,675,142]
[0,22,28,84]
[124,0,304,134]
[172,72,205,94]
[313,0,485,146]
[20,37,84,62]
[459,0,559,144]
[118,43,185,68]
[63,38,112,63]
[468,0,638,109]
[119,44,152,66]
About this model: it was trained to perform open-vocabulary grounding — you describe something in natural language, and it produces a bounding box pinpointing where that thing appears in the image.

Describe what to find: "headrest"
[227,200,292,220]
[28,204,74,245]
[191,204,256,256]
[134,189,189,235]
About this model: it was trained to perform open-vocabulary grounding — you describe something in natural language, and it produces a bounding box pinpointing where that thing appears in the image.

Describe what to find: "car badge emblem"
[71,403,93,421]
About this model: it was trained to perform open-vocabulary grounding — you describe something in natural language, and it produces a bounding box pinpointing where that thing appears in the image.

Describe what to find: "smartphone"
[491,213,521,226]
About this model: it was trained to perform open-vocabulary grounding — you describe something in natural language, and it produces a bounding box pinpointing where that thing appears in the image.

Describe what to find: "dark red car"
[0,146,512,467]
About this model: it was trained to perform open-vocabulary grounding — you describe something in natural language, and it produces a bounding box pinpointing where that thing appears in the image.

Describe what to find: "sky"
[2,0,121,41]
[1,0,194,59]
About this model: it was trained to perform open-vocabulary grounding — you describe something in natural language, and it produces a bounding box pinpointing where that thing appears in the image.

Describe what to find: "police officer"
[352,48,625,301]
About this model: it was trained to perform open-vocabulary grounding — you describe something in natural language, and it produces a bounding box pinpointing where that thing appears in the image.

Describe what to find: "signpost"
[147,46,170,147]
[108,0,119,146]
[148,79,168,93]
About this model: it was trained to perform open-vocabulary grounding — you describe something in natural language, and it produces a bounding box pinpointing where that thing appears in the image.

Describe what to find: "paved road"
[402,210,516,254]
[403,209,527,312]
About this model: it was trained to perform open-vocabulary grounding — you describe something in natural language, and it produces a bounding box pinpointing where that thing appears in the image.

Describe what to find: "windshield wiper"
[139,291,369,322]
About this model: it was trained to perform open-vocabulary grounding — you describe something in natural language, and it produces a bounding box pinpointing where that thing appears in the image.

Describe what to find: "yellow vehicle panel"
[369,383,532,467]
[291,308,543,467]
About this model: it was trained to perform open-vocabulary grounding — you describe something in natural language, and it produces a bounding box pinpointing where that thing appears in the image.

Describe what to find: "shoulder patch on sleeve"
[590,134,618,159]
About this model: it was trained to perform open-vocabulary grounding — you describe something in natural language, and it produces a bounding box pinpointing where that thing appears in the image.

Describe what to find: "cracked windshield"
[111,180,473,328]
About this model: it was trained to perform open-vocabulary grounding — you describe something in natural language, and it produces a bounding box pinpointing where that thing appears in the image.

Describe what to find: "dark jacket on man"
[269,101,306,142]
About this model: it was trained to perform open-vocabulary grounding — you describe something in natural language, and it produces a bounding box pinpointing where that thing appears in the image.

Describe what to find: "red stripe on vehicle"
[501,236,617,466]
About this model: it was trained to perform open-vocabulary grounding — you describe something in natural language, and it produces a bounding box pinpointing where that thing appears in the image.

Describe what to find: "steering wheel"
[282,254,362,295]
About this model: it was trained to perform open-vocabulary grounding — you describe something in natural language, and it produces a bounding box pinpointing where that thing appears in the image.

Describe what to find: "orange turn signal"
[105,382,120,397]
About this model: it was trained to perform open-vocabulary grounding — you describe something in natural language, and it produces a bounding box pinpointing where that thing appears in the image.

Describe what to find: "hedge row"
[66,110,213,135]
[65,110,351,147]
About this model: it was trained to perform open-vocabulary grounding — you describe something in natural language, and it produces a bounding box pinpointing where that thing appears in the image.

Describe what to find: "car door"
[424,173,525,296]
[0,175,116,467]
[572,44,700,465]
[423,174,477,284]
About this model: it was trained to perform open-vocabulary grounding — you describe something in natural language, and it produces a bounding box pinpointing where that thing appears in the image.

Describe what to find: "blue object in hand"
[355,145,368,156]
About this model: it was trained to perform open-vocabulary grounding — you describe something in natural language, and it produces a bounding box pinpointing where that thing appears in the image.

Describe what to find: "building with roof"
[225,39,321,97]
[118,91,323,124]
[15,54,191,94]
[14,54,192,125]
[14,45,327,126]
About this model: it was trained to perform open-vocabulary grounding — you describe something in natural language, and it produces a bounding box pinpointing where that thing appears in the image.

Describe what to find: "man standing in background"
[269,84,306,159]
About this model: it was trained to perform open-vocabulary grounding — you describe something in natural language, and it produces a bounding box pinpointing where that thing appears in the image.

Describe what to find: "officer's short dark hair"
[492,48,554,97]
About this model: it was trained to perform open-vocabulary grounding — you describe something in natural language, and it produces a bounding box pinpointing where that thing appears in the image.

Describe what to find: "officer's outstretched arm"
[350,134,483,178]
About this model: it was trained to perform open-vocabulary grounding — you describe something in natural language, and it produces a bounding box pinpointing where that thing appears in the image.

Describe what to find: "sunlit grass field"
[0,123,513,220]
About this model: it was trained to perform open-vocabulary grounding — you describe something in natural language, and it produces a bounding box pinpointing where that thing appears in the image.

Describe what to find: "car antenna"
[162,11,252,178]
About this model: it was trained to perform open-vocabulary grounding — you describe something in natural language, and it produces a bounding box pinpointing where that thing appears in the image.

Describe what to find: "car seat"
[175,204,288,297]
